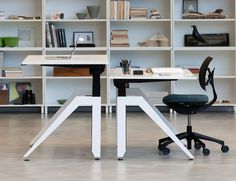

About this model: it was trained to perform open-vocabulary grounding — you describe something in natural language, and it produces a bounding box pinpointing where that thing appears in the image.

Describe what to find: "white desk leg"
[29,91,79,146]
[138,98,194,160]
[24,96,101,160]
[116,89,194,160]
[92,97,101,159]
[117,97,127,160]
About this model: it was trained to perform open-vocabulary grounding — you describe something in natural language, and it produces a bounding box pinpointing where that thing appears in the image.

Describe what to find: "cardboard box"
[53,67,90,76]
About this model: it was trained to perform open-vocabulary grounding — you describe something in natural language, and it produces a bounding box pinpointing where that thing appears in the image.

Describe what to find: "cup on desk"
[121,59,131,74]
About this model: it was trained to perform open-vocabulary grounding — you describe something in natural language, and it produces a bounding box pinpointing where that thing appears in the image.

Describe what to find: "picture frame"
[73,31,94,46]
[18,27,35,47]
[184,33,229,47]
[183,0,198,13]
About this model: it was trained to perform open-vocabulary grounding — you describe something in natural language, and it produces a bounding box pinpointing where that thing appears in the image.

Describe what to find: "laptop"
[44,45,76,60]
[44,34,80,60]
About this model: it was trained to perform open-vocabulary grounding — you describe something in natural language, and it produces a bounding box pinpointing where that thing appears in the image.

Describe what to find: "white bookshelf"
[0,0,236,112]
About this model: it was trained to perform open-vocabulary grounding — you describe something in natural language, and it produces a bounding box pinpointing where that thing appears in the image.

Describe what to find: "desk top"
[22,55,108,65]
[109,68,197,80]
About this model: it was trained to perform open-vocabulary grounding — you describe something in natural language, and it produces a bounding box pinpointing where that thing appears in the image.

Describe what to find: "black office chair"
[158,56,229,156]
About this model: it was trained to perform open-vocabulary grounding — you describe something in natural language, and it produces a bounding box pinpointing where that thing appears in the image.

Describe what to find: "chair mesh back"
[199,56,213,91]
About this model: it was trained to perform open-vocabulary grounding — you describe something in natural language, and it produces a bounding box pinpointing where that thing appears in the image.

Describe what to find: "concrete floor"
[0,112,235,180]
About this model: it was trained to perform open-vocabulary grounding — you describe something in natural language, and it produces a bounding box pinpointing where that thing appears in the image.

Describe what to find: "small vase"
[87,5,100,19]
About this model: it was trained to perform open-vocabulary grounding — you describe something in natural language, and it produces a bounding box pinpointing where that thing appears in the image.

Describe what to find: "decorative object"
[18,27,35,47]
[51,12,64,20]
[73,31,95,47]
[9,82,32,105]
[191,25,208,44]
[87,5,100,19]
[183,9,226,19]
[3,37,19,47]
[76,13,87,19]
[57,99,67,105]
[185,33,229,46]
[149,9,161,19]
[183,0,198,13]
[22,89,36,104]
[137,32,169,47]
[0,37,4,47]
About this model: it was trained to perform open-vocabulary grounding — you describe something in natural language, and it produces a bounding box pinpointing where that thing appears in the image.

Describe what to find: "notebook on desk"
[150,68,184,75]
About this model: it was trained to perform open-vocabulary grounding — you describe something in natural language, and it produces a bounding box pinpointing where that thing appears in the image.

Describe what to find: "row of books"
[110,0,130,20]
[111,30,129,47]
[46,22,67,47]
[130,8,148,19]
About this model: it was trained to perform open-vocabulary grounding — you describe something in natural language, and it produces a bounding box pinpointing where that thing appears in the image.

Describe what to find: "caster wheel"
[162,147,170,155]
[194,142,201,150]
[202,148,210,156]
[221,145,229,153]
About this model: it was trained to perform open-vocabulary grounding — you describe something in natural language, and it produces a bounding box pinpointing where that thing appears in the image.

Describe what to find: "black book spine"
[49,23,55,47]
[61,29,67,47]
[56,29,62,47]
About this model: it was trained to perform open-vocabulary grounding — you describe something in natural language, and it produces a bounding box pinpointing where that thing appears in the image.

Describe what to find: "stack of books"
[110,0,130,20]
[46,22,67,47]
[2,67,23,77]
[130,7,148,19]
[111,30,129,47]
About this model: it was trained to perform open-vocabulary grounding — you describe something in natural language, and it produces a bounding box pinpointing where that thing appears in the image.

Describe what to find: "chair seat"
[163,94,208,105]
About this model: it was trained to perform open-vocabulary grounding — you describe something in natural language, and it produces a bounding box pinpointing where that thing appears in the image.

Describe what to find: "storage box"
[53,67,90,76]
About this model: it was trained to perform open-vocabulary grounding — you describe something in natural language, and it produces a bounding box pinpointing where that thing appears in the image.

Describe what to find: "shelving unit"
[0,0,236,113]
[173,0,236,111]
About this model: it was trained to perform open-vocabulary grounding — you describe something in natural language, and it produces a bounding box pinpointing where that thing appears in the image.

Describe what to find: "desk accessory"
[133,70,143,75]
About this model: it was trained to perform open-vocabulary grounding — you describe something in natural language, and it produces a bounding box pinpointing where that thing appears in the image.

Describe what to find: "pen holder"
[121,61,130,74]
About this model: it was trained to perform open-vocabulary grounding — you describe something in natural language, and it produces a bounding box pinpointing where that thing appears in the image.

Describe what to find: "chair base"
[158,126,229,156]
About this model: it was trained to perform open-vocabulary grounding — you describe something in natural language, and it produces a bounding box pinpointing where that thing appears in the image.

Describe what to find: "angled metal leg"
[117,88,194,160]
[24,93,101,160]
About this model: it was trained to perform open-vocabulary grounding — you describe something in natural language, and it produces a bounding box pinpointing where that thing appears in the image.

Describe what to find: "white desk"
[22,54,107,160]
[110,68,197,160]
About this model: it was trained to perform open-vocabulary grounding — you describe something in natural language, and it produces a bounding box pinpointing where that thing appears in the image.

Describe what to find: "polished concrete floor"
[0,111,235,180]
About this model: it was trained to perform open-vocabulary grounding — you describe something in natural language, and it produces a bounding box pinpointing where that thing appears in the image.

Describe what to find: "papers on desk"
[150,68,184,76]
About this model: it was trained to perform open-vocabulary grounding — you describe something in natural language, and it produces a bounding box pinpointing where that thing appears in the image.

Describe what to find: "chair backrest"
[199,56,217,108]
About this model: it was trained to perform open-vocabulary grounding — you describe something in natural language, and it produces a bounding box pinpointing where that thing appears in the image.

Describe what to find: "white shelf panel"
[110,19,171,22]
[0,19,42,23]
[45,47,107,51]
[0,76,42,80]
[46,19,107,22]
[215,76,236,79]
[174,47,235,51]
[174,19,235,22]
[0,104,43,107]
[45,103,108,107]
[46,76,107,79]
[0,47,43,51]
[109,47,171,51]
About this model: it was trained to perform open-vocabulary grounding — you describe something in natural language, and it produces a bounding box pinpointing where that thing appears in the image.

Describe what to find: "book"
[2,67,23,77]
[46,22,52,47]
